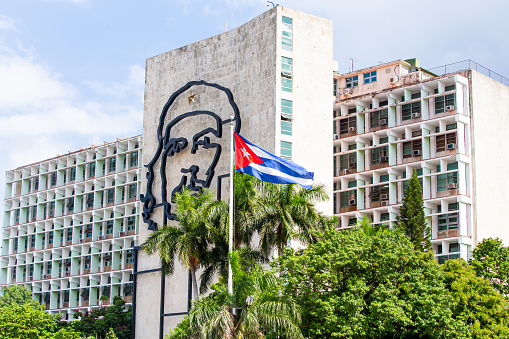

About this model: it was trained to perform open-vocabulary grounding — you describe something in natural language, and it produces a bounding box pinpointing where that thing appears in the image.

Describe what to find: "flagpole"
[228,116,234,295]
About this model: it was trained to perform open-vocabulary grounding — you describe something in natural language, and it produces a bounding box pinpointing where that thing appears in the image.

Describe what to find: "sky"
[0,0,508,202]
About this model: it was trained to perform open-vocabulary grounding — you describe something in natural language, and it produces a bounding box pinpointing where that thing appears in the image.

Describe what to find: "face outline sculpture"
[141,80,241,230]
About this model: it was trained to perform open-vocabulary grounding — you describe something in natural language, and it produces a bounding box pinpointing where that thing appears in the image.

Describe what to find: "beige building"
[1,135,142,320]
[136,6,333,338]
[332,59,509,262]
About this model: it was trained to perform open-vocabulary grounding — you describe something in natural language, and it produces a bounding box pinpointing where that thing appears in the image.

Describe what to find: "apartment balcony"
[124,296,133,303]
[82,300,89,307]
[436,229,460,239]
[126,230,136,236]
[63,302,69,308]
[370,161,389,170]
[437,187,459,198]
[125,263,134,269]
[339,206,357,213]
[104,266,112,272]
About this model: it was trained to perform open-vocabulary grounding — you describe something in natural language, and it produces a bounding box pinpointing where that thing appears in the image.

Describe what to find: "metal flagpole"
[228,115,234,295]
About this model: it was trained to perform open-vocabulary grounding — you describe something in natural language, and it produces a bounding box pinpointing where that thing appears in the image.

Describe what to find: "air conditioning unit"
[381,200,389,206]
[348,126,356,133]
[379,119,388,125]
[446,105,455,111]
[446,143,457,150]
[381,194,388,200]
[98,235,105,240]
[380,156,388,163]
[119,232,126,237]
[343,88,352,96]
[79,239,85,243]
[412,112,421,119]
[349,163,357,169]
[447,183,458,189]
[413,150,421,156]
[349,199,356,206]
[334,134,339,140]
[342,169,350,175]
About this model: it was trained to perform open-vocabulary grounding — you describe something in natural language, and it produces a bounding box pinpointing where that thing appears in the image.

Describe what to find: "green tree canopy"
[470,237,509,297]
[395,169,431,251]
[441,259,509,338]
[0,302,58,339]
[0,285,36,308]
[275,227,468,338]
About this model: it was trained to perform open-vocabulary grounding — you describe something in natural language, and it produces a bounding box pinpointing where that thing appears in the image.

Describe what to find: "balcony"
[436,229,460,239]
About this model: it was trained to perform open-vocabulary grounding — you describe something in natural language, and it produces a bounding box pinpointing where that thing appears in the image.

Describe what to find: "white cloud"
[0,48,144,203]
[0,15,16,31]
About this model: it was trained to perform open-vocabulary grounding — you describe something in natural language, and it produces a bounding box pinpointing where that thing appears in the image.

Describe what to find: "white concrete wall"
[470,70,509,245]
[277,7,333,214]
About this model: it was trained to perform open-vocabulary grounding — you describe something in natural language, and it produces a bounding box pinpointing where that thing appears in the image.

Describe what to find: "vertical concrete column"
[356,142,365,172]
[51,256,60,278]
[388,172,398,205]
[90,282,98,306]
[422,127,430,159]
[458,161,467,195]
[422,167,432,200]
[112,244,121,270]
[357,112,365,135]
[70,282,78,308]
[457,121,466,155]
[71,251,80,275]
[421,89,430,120]
[94,185,103,209]
[357,185,365,210]
[424,207,432,230]
[0,265,6,284]
[388,133,397,166]
[458,201,468,237]
[91,248,100,274]
[35,228,43,250]
[453,76,464,115]
[72,221,81,245]
[51,288,59,309]
[34,256,42,280]
[15,259,25,283]
[111,277,120,299]
[388,96,397,127]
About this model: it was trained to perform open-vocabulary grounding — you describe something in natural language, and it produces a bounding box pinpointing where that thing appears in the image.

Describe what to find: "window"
[436,133,457,152]
[48,202,55,216]
[106,220,113,234]
[86,193,94,208]
[346,75,358,88]
[411,92,421,100]
[31,206,37,220]
[281,141,292,160]
[66,229,72,241]
[34,178,39,191]
[281,56,292,73]
[340,190,357,207]
[107,189,115,204]
[109,158,116,173]
[126,250,134,263]
[364,71,377,84]
[438,212,459,231]
[127,216,135,231]
[129,184,137,200]
[402,101,421,120]
[379,100,388,107]
[89,163,96,177]
[370,109,388,128]
[281,77,292,92]
[348,144,357,150]
[281,99,292,117]
[435,94,455,113]
[333,79,338,96]
[371,146,388,165]
[369,184,389,202]
[446,123,457,131]
[437,162,458,191]
[339,153,357,171]
[403,139,422,158]
[282,16,293,28]
[282,30,292,51]
[50,173,57,187]
[380,213,390,221]
[69,168,76,182]
[449,243,460,253]
[130,152,138,167]
[339,116,356,135]
[281,117,292,136]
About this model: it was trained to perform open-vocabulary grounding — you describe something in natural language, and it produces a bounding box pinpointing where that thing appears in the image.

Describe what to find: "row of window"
[345,70,378,88]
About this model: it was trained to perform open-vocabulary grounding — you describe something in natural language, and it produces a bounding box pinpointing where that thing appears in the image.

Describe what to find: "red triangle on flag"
[235,132,263,170]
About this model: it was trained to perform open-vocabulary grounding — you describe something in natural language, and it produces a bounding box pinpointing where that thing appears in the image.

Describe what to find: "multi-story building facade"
[1,135,142,319]
[332,59,509,263]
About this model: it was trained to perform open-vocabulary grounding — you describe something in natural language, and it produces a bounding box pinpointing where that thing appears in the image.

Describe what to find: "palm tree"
[187,251,303,339]
[199,173,265,294]
[143,187,219,301]
[253,182,334,257]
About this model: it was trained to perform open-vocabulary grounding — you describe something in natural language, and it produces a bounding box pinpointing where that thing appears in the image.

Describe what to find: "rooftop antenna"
[267,1,275,7]
[348,58,355,72]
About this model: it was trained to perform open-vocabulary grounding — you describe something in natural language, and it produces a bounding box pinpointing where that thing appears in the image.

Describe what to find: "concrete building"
[0,135,142,319]
[136,6,332,338]
[332,59,509,263]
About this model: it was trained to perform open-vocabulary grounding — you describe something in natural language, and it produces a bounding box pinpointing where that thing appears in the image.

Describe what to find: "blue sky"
[0,0,507,201]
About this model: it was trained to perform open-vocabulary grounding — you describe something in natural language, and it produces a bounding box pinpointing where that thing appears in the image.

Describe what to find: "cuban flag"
[234,132,314,189]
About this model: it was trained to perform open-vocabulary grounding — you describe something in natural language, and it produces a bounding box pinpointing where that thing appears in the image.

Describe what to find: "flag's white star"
[241,147,250,158]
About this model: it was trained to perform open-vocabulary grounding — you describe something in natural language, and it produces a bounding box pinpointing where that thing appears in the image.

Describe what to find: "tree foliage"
[72,296,131,339]
[395,169,431,251]
[0,284,36,308]
[441,259,509,338]
[167,251,303,339]
[470,237,509,297]
[275,227,468,338]
[0,301,59,339]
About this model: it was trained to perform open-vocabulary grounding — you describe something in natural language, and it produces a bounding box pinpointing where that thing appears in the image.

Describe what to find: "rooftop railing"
[427,59,509,87]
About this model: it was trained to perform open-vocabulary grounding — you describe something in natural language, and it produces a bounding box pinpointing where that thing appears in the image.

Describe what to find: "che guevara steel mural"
[140,80,241,230]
